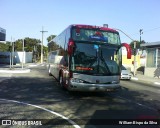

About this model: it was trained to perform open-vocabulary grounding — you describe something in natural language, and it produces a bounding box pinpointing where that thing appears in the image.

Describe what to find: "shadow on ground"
[0,67,159,128]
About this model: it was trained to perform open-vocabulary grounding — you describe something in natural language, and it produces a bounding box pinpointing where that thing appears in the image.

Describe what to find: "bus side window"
[58,48,65,56]
[64,51,68,66]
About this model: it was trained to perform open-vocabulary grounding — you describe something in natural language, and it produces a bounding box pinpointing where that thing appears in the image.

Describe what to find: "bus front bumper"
[68,82,121,92]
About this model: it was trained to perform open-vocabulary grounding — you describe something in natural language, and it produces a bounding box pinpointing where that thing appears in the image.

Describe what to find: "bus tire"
[59,74,65,89]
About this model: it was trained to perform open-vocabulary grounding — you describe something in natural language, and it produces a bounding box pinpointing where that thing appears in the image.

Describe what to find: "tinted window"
[71,43,120,75]
[122,65,126,70]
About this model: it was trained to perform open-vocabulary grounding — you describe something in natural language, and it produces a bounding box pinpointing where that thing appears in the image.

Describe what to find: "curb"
[154,82,160,85]
[26,63,45,67]
[131,77,138,81]
[131,77,160,87]
[0,63,45,73]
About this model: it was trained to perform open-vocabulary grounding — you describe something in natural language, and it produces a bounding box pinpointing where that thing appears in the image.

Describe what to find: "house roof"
[141,41,160,47]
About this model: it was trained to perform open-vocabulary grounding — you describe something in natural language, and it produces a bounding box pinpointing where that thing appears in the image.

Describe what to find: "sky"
[1,0,160,46]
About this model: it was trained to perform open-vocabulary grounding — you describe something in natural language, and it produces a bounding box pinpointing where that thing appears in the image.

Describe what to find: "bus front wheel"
[59,74,65,89]
[48,65,52,76]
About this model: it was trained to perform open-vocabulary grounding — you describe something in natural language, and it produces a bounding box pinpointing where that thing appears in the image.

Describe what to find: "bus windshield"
[71,43,121,75]
[72,28,121,45]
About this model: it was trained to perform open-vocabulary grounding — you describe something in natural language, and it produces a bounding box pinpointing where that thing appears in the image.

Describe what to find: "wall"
[144,47,159,77]
[25,52,33,63]
[122,55,140,72]
[140,58,146,66]
[0,52,11,64]
[144,67,157,77]
[0,52,33,64]
[122,47,146,72]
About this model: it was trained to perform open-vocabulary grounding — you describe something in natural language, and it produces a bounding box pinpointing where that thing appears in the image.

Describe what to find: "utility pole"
[40,26,48,64]
[133,29,143,76]
[10,37,12,69]
[12,38,15,68]
[22,38,24,69]
[139,29,143,44]
[133,41,137,76]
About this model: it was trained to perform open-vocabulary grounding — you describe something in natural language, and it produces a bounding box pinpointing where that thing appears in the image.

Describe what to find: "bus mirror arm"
[122,43,131,59]
[64,58,68,67]
[68,45,75,56]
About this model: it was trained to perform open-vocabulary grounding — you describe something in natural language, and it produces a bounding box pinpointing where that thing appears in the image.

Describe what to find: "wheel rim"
[59,76,63,86]
[48,66,51,74]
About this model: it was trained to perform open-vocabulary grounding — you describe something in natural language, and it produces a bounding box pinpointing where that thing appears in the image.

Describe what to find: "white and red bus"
[48,24,131,91]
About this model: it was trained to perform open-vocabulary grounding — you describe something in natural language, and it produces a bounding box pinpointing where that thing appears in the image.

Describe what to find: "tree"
[48,41,59,52]
[14,39,23,51]
[129,40,146,50]
[23,37,41,52]
[47,35,56,42]
[6,41,12,51]
[47,35,59,52]
[0,42,8,51]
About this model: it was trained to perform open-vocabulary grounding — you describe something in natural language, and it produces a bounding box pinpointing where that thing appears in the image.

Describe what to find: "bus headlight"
[111,81,119,84]
[71,78,84,83]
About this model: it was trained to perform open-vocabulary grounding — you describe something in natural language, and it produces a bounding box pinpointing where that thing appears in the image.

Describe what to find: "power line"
[143,27,160,33]
[132,26,160,35]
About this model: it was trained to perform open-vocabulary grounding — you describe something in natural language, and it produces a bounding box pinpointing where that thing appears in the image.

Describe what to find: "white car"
[121,65,132,80]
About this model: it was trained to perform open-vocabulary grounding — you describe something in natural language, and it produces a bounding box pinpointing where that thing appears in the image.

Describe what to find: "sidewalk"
[131,74,160,87]
[0,64,33,73]
[0,63,47,73]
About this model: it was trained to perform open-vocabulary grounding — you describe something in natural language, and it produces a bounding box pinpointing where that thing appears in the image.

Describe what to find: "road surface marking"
[0,98,81,128]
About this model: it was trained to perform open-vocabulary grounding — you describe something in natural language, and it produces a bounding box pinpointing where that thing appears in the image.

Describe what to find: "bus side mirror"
[68,39,75,56]
[122,43,131,59]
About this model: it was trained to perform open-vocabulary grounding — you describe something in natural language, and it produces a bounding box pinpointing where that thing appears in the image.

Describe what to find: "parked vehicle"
[121,65,132,80]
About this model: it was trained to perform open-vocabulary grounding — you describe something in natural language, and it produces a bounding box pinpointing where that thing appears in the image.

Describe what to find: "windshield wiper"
[100,50,111,74]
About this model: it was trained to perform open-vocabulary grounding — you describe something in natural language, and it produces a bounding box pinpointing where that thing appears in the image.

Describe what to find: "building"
[0,27,6,41]
[122,47,141,73]
[141,41,160,77]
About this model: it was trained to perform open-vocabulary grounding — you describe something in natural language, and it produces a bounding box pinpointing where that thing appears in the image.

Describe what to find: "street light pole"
[113,28,137,76]
[40,26,48,64]
[113,28,134,41]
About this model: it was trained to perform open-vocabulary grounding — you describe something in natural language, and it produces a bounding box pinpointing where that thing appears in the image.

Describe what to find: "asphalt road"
[0,65,159,128]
